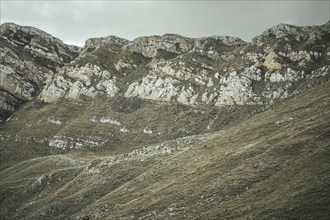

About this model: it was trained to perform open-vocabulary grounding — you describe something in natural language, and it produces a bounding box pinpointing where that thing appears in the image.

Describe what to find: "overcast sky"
[1,0,329,46]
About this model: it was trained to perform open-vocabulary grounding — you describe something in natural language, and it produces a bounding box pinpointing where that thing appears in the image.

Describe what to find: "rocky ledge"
[1,22,330,121]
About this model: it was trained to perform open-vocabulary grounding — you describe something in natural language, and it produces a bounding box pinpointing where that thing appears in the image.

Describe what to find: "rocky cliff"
[1,22,329,121]
[0,21,329,162]
[0,22,329,220]
[0,23,81,121]
[37,22,330,108]
[0,20,329,161]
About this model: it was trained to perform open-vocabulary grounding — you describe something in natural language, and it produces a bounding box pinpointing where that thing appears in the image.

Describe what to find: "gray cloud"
[1,1,329,46]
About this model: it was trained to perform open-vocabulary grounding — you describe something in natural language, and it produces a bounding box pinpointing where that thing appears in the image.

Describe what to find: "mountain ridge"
[1,21,329,155]
[0,73,329,220]
[0,21,329,220]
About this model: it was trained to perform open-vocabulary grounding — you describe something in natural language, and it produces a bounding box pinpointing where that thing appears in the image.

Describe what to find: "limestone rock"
[123,34,193,57]
[194,36,246,47]
[151,61,193,81]
[177,86,199,105]
[38,75,71,103]
[1,21,329,121]
[38,64,119,102]
[265,68,303,82]
[201,91,219,104]
[0,64,36,100]
[49,135,104,150]
[84,36,130,49]
[0,22,80,118]
[215,75,254,106]
[125,74,180,102]
[261,23,300,38]
[263,52,283,71]
[115,59,136,71]
[0,90,19,121]
[96,79,119,97]
[0,22,81,63]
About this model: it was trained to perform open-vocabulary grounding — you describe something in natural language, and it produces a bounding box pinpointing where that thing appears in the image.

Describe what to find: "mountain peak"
[84,35,130,49]
[0,22,81,53]
[1,22,62,44]
[260,23,300,38]
[0,21,329,220]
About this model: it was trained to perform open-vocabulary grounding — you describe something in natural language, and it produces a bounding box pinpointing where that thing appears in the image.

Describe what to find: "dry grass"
[0,80,329,220]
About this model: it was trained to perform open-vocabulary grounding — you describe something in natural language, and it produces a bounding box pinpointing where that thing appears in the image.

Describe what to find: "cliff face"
[0,22,329,220]
[34,22,330,107]
[1,22,329,119]
[1,71,329,220]
[0,23,81,120]
[0,21,329,155]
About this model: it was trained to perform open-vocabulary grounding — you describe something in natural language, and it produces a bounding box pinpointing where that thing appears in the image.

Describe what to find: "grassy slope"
[0,80,329,220]
[0,94,258,170]
[78,80,330,220]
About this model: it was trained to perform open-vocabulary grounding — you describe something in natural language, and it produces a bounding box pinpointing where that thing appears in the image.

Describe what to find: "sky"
[0,0,329,46]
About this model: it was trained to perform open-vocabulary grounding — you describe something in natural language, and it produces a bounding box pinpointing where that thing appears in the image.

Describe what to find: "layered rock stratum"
[1,22,329,118]
[0,22,329,220]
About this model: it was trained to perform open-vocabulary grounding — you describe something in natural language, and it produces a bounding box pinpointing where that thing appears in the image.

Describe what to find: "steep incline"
[0,23,81,121]
[38,22,330,108]
[0,76,329,220]
[0,22,329,163]
[0,22,329,219]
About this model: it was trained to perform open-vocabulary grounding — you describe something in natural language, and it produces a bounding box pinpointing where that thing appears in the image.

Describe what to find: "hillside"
[1,72,329,220]
[0,22,329,219]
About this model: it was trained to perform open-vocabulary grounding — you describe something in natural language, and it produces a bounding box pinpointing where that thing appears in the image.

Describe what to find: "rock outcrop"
[125,74,180,102]
[0,23,81,120]
[39,63,119,103]
[1,21,329,121]
[123,34,193,57]
[1,21,330,220]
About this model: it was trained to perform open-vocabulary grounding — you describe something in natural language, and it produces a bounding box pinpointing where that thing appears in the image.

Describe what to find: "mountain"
[0,22,329,220]
[0,23,81,121]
